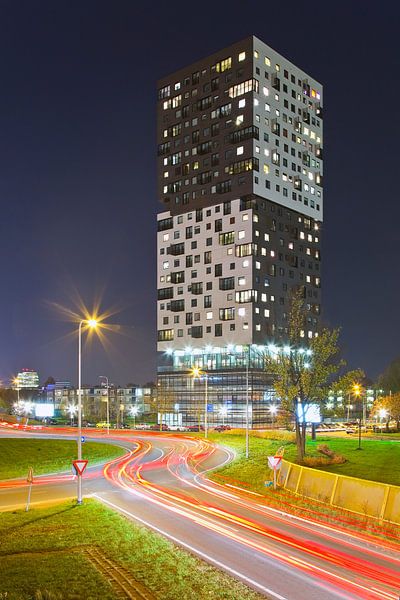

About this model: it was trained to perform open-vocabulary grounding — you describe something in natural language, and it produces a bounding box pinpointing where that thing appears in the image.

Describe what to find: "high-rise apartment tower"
[156,36,323,428]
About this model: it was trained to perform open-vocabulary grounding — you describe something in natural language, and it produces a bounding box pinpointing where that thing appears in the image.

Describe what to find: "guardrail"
[279,459,400,525]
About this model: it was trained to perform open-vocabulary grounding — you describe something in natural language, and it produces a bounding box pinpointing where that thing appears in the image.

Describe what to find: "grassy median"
[208,431,400,487]
[0,439,125,480]
[0,500,263,600]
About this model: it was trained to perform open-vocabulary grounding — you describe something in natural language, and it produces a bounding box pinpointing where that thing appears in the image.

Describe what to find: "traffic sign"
[72,460,88,476]
[207,404,213,413]
[267,456,282,471]
[81,436,86,443]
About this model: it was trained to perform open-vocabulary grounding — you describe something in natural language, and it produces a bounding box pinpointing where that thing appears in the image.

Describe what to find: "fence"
[279,459,400,525]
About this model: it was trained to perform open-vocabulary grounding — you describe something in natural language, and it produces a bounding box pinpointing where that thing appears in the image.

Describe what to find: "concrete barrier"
[279,459,400,525]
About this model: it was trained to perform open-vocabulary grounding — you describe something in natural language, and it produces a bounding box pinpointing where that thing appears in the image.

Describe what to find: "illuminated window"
[265,56,271,67]
[238,277,246,286]
[238,230,245,239]
[163,261,170,270]
[264,309,270,317]
[243,259,249,267]
[238,98,246,108]
[206,312,213,320]
[263,164,269,174]
[238,307,246,316]
[254,50,259,59]
[238,52,246,62]
[237,146,244,156]
[163,233,169,242]
[242,213,249,221]
[263,86,269,96]
[235,114,244,126]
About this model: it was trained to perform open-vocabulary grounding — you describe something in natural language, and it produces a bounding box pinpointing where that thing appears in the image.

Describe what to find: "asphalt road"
[1,427,399,600]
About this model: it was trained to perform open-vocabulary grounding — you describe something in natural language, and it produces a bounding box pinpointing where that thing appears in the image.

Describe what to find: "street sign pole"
[26,467,33,512]
[267,455,282,490]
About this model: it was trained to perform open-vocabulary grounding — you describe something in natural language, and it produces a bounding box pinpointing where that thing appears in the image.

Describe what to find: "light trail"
[102,437,400,600]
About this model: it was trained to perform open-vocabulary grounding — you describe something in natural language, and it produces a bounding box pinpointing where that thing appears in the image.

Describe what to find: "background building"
[13,369,40,389]
[156,36,323,427]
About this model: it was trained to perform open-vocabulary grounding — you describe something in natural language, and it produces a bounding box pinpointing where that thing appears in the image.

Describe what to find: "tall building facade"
[156,36,323,427]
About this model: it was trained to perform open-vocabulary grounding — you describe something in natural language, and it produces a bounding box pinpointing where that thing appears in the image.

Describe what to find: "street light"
[191,367,208,439]
[99,376,110,434]
[77,318,98,505]
[219,405,228,426]
[13,378,20,404]
[269,404,277,428]
[67,403,77,426]
[130,405,138,429]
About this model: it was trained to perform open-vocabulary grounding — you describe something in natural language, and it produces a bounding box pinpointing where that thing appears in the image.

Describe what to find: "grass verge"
[0,439,125,480]
[206,431,400,542]
[208,431,400,486]
[0,499,263,600]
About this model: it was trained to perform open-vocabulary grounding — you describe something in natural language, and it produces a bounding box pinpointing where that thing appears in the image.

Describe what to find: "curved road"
[0,427,399,600]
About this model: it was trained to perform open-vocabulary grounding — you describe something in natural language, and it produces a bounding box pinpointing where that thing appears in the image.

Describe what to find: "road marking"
[93,494,289,600]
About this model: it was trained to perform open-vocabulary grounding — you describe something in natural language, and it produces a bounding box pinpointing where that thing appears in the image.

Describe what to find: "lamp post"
[77,318,98,505]
[269,404,277,428]
[67,403,77,426]
[220,405,227,426]
[130,405,138,429]
[99,375,110,434]
[191,367,208,439]
[245,345,250,459]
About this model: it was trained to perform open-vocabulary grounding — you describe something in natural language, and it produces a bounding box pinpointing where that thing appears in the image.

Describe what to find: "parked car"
[214,425,231,432]
[187,425,205,432]
[96,421,108,428]
[149,424,170,431]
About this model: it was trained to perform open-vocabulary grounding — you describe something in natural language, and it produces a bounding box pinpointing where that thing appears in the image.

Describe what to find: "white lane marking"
[93,494,289,600]
[225,484,263,496]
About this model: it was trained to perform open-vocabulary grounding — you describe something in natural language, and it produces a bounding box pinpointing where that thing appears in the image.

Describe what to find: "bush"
[303,454,346,467]
[302,444,346,467]
[252,430,296,443]
[317,443,335,457]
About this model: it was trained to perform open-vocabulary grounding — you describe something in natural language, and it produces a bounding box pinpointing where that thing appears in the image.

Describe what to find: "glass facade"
[157,347,277,428]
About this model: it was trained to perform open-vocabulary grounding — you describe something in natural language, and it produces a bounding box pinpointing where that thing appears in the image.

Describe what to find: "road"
[1,426,399,600]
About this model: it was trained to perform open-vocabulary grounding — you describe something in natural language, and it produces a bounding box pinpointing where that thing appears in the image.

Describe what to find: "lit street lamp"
[99,375,110,434]
[219,405,227,426]
[77,318,98,505]
[130,405,138,429]
[269,404,277,428]
[67,403,77,426]
[191,367,208,439]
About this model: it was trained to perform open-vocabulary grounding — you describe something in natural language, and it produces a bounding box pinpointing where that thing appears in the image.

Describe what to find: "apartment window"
[204,295,212,308]
[219,231,235,245]
[238,51,246,62]
[219,277,235,290]
[158,329,174,341]
[219,307,235,320]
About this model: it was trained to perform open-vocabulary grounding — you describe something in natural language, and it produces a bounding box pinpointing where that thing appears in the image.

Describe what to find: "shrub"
[252,430,296,443]
[303,446,346,467]
[317,443,335,457]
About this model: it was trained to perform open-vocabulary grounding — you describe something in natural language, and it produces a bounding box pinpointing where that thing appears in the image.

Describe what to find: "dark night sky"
[1,0,399,387]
